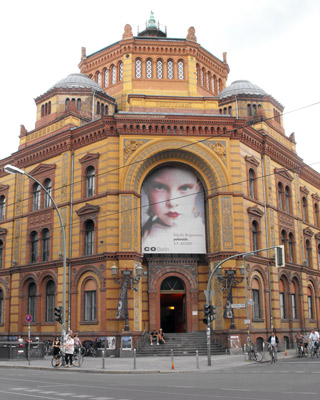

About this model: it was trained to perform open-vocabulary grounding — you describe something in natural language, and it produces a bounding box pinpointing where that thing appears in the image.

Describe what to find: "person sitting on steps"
[150,329,158,345]
[158,328,166,345]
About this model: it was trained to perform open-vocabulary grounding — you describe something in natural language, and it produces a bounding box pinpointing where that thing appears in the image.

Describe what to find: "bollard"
[101,349,105,369]
[133,348,136,370]
[171,348,174,370]
[196,350,199,369]
[244,344,247,362]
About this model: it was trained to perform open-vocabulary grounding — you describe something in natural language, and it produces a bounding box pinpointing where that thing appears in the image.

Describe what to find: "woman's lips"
[165,212,180,218]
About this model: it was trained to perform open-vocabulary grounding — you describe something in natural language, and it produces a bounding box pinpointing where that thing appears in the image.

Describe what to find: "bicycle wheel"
[271,350,275,364]
[72,354,80,367]
[254,351,263,362]
[79,346,86,357]
[51,355,63,368]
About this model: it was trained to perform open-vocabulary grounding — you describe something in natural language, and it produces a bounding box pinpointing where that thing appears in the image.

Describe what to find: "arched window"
[248,169,255,198]
[65,98,70,110]
[43,179,52,208]
[46,280,55,322]
[278,182,284,211]
[48,101,51,114]
[97,71,101,86]
[0,289,3,324]
[96,101,100,115]
[86,166,95,198]
[285,186,291,213]
[288,233,295,263]
[281,230,287,258]
[104,105,108,115]
[0,195,6,221]
[290,282,297,319]
[77,98,81,111]
[111,65,116,84]
[85,220,94,256]
[156,59,163,79]
[32,183,41,211]
[302,197,308,221]
[135,59,142,78]
[119,62,123,81]
[42,229,50,262]
[317,244,320,269]
[167,60,174,79]
[252,221,259,251]
[0,240,3,269]
[305,239,312,267]
[252,278,261,319]
[104,68,109,86]
[201,68,204,86]
[41,105,44,117]
[279,279,286,319]
[146,59,152,79]
[212,75,216,94]
[30,231,38,263]
[178,60,184,80]
[314,203,320,227]
[307,286,313,319]
[28,282,37,321]
[84,279,97,321]
[247,104,252,117]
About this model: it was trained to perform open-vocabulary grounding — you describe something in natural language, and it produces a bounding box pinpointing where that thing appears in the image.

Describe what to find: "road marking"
[283,392,318,395]
[74,395,92,398]
[0,390,59,400]
[24,389,42,392]
[92,398,115,400]
[55,393,76,396]
[221,388,252,392]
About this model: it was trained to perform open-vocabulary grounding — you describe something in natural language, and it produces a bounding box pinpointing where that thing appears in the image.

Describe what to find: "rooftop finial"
[147,11,157,29]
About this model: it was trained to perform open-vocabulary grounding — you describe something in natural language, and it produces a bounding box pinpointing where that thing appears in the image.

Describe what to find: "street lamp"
[111,262,143,331]
[4,164,67,341]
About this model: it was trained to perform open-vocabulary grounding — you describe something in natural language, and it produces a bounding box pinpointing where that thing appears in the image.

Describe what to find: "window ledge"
[252,318,264,323]
[80,320,99,325]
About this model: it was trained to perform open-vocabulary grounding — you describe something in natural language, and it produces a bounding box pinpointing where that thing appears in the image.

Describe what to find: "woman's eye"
[179,184,193,192]
[153,183,167,191]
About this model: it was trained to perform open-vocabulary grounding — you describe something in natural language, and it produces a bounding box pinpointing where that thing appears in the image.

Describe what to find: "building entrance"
[160,277,186,333]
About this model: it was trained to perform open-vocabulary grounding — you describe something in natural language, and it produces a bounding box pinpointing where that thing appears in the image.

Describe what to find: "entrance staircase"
[136,331,226,357]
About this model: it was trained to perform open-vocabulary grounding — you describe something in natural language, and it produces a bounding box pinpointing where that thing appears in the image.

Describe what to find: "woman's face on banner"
[146,167,201,227]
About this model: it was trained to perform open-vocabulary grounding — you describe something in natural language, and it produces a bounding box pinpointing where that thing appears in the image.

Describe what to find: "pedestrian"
[52,336,61,358]
[64,334,74,367]
[73,333,81,353]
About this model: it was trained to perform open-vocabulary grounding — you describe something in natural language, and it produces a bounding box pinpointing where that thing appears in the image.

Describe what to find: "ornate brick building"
[1,13,320,350]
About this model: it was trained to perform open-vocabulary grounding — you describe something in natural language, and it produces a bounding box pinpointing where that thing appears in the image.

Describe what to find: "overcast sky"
[1,0,320,171]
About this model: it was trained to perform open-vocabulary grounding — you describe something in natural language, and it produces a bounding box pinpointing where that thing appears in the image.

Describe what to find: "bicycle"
[296,341,307,358]
[51,350,83,368]
[309,341,319,358]
[268,343,277,364]
[247,345,263,362]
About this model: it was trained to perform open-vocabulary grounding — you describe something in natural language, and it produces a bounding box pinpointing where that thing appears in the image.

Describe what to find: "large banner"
[141,166,206,254]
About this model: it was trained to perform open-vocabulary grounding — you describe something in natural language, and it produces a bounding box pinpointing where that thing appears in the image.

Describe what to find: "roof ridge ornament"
[147,11,157,29]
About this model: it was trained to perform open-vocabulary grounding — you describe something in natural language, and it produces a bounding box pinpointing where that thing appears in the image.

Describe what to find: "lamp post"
[111,262,143,332]
[4,164,67,341]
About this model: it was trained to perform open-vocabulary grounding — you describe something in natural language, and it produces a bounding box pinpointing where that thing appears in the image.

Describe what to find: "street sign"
[231,303,246,309]
[244,319,251,324]
[248,299,254,306]
[25,314,32,323]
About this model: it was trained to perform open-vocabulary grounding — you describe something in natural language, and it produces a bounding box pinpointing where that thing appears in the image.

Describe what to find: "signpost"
[25,314,32,365]
[231,303,246,309]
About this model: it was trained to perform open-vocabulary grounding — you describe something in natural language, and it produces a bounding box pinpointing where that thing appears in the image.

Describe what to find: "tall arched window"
[167,60,174,79]
[314,203,320,227]
[0,195,6,221]
[86,166,95,198]
[85,220,94,256]
[0,289,3,324]
[77,98,81,110]
[65,98,70,110]
[278,182,284,211]
[111,65,116,84]
[212,75,216,94]
[30,231,38,263]
[290,282,297,319]
[302,197,308,221]
[201,68,204,86]
[285,186,291,213]
[248,169,255,198]
[288,233,295,263]
[0,240,3,269]
[317,244,320,269]
[281,230,287,259]
[252,278,261,319]
[42,229,50,262]
[306,239,312,267]
[84,279,97,321]
[119,62,123,81]
[104,68,109,86]
[97,71,101,86]
[146,59,152,79]
[32,183,41,211]
[156,59,163,79]
[44,179,52,208]
[135,59,142,78]
[307,286,313,319]
[279,279,286,319]
[178,60,184,80]
[28,282,37,321]
[252,221,259,251]
[46,280,55,322]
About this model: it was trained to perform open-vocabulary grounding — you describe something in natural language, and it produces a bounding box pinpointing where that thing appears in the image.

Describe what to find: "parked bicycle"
[51,349,83,368]
[247,345,263,362]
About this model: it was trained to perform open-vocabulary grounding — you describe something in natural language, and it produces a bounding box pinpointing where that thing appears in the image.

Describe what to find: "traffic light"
[54,306,63,324]
[203,304,216,324]
[211,305,217,321]
[275,245,285,268]
[203,304,210,316]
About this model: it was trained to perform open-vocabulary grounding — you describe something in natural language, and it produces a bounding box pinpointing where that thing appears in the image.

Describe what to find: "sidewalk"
[0,349,297,374]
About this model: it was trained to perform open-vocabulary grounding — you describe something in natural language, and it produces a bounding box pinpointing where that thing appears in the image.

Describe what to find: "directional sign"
[25,314,32,323]
[231,303,246,309]
[244,319,251,325]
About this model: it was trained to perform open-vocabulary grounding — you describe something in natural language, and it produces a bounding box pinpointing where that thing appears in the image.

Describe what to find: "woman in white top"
[64,334,74,367]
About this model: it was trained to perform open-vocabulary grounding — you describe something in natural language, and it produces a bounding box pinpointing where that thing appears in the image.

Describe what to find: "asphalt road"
[0,357,320,400]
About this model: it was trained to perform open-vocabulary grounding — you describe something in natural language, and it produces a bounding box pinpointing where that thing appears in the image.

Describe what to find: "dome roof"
[218,80,267,99]
[50,73,106,94]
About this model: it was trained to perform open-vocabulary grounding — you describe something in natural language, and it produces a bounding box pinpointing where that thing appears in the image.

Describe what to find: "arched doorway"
[160,276,186,333]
